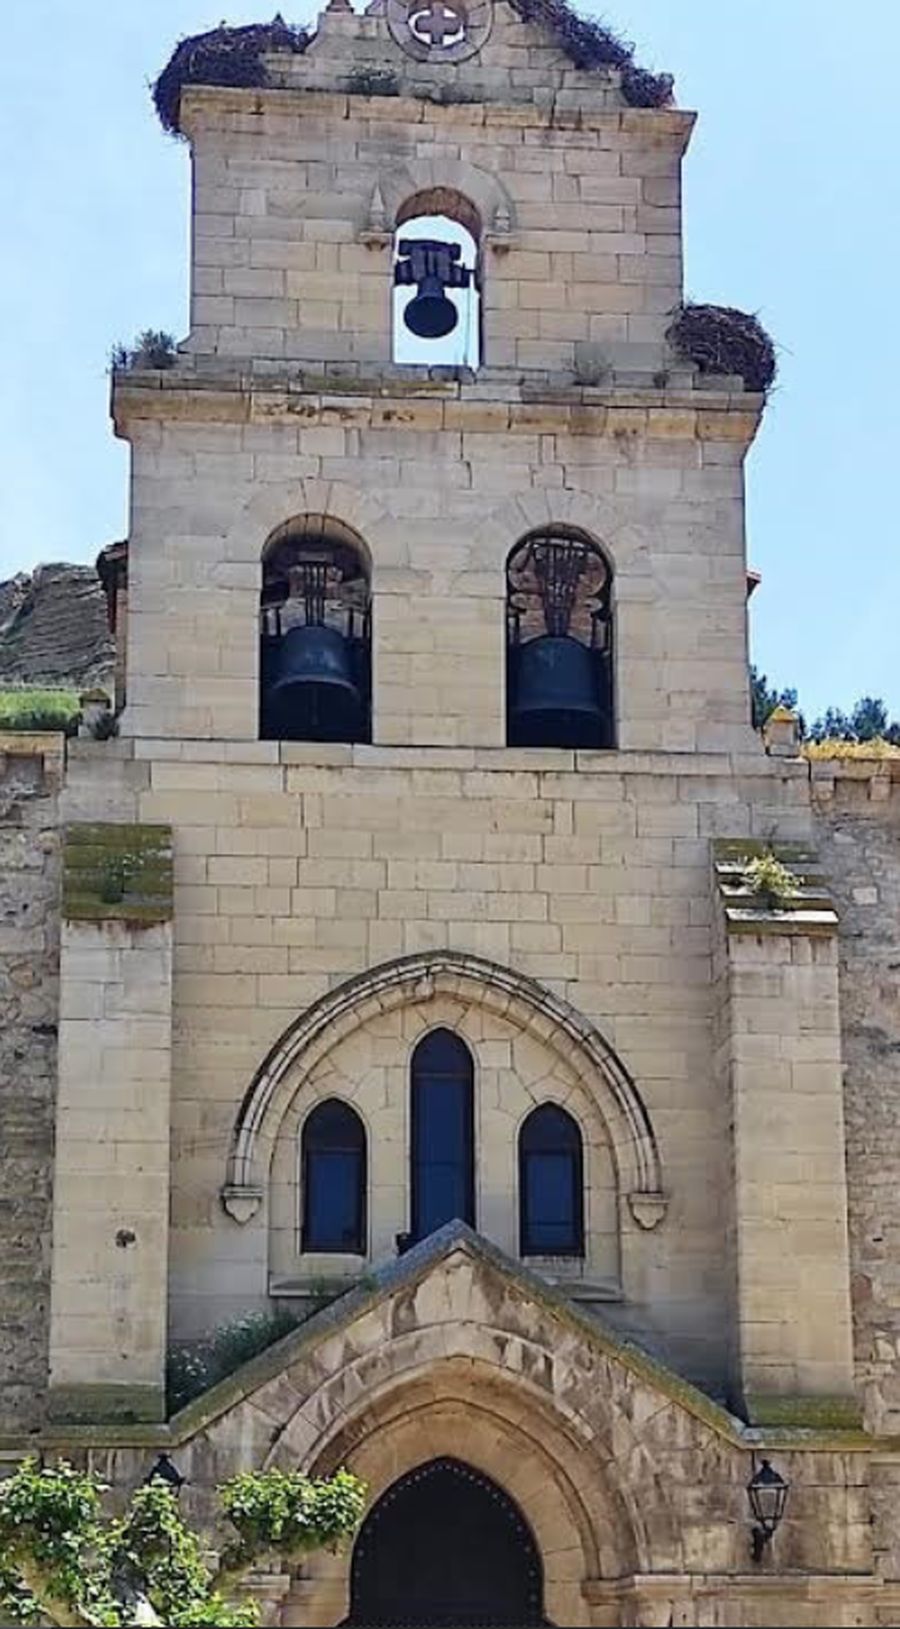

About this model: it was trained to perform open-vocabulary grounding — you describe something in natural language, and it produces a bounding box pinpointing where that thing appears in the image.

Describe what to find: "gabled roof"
[152,10,673,137]
[169,1221,746,1445]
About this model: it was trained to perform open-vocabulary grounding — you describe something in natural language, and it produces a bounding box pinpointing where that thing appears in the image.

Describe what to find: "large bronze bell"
[267,624,363,742]
[509,634,610,749]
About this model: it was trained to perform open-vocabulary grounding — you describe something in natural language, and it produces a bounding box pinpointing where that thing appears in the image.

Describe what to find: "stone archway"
[223,951,666,1233]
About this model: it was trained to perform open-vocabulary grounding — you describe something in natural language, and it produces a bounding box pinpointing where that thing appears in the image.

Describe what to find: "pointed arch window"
[519,1104,584,1257]
[410,1029,475,1242]
[301,1099,367,1254]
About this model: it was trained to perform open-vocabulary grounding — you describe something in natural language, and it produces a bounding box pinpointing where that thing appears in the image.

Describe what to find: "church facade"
[3,3,900,1623]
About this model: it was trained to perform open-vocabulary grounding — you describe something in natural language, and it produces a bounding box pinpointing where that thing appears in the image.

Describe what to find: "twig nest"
[153,19,311,137]
[667,303,777,394]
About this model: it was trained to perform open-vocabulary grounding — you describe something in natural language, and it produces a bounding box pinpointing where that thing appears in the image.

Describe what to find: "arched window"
[410,1030,475,1242]
[393,190,481,369]
[301,1099,366,1254]
[259,518,371,744]
[519,1104,584,1257]
[506,528,614,749]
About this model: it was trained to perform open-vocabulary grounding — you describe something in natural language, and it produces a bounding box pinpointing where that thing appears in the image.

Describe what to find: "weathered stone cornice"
[112,369,763,444]
[180,82,696,150]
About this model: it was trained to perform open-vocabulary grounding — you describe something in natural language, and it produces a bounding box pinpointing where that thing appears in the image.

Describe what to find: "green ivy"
[0,1457,365,1628]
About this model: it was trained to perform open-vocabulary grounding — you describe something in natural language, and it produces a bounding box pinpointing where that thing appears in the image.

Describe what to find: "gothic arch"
[222,951,666,1228]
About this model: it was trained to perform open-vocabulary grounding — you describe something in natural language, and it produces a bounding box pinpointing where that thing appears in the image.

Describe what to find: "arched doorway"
[347,1457,547,1626]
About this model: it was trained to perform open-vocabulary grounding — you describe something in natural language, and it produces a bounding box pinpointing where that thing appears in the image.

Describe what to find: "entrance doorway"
[347,1456,546,1626]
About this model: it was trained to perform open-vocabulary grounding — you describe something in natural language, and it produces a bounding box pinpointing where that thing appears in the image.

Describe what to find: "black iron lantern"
[747,1458,789,1562]
[145,1453,186,1494]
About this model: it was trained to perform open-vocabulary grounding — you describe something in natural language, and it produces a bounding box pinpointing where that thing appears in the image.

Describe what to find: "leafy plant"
[668,303,777,394]
[0,688,81,736]
[111,331,177,372]
[741,851,801,911]
[346,66,400,98]
[0,1457,365,1628]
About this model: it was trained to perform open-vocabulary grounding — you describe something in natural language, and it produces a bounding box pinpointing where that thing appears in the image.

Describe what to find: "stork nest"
[153,7,672,136]
[509,0,673,104]
[667,303,777,394]
[153,18,310,138]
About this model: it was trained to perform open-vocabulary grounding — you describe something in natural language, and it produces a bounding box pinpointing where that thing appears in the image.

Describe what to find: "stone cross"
[409,0,466,46]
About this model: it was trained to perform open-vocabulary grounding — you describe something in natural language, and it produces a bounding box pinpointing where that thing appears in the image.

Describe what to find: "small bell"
[395,237,472,342]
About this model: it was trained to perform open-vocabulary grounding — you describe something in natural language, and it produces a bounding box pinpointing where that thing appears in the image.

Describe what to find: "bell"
[403,276,459,340]
[509,635,610,749]
[267,624,363,742]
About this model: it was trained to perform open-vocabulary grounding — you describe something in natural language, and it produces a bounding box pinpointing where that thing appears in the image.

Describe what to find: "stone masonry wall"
[63,736,816,1396]
[0,733,62,1430]
[812,761,900,1436]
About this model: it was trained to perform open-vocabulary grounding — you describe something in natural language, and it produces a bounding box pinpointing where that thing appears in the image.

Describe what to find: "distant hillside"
[0,563,114,693]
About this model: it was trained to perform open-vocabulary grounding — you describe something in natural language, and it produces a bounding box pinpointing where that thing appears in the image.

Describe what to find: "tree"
[0,1457,366,1628]
[750,666,799,731]
[751,667,900,746]
[807,695,900,745]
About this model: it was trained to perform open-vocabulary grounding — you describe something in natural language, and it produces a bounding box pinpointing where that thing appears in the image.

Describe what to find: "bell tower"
[46,0,856,1451]
[109,0,763,756]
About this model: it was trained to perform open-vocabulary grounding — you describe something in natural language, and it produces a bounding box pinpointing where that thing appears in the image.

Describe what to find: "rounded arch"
[222,952,665,1227]
[223,479,398,579]
[469,491,636,577]
[374,158,514,238]
[397,186,482,243]
[300,1097,367,1256]
[261,512,373,576]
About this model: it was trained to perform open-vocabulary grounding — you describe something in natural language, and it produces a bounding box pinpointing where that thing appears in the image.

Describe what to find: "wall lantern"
[145,1453,186,1494]
[747,1458,789,1562]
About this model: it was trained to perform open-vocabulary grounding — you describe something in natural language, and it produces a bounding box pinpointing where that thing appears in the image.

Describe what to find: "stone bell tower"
[40,11,881,1618]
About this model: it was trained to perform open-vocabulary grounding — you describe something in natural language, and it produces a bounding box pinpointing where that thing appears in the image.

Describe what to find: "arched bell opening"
[259,517,371,744]
[506,527,615,750]
[346,1456,547,1627]
[393,188,482,368]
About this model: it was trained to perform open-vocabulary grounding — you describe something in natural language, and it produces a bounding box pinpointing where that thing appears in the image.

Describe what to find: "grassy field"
[0,688,81,734]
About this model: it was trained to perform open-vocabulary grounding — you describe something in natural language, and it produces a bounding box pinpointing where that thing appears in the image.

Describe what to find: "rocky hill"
[0,563,114,693]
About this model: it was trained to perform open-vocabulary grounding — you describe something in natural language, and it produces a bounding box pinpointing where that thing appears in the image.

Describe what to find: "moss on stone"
[62,823,173,925]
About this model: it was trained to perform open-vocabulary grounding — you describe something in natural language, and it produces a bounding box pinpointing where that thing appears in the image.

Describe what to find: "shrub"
[0,1457,365,1628]
[667,303,777,394]
[0,689,80,736]
[741,851,800,911]
[111,329,177,371]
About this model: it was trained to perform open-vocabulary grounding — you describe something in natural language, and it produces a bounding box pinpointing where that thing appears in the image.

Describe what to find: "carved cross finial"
[409,0,467,46]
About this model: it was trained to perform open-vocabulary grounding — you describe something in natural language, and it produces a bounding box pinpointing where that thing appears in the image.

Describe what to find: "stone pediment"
[154,1223,875,1599]
[173,1221,741,1451]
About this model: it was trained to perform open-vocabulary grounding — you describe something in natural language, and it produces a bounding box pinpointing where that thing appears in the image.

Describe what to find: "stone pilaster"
[47,823,173,1423]
[713,841,857,1426]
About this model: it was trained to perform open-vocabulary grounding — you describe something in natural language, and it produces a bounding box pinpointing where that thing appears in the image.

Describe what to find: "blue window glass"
[302,1099,366,1253]
[411,1030,475,1242]
[519,1104,584,1257]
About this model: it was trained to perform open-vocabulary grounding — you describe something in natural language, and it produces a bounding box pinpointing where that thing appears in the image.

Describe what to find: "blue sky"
[1,1,897,718]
